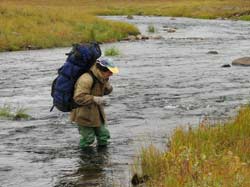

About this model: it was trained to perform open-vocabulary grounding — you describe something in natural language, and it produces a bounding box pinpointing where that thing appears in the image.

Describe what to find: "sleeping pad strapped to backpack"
[50,43,101,112]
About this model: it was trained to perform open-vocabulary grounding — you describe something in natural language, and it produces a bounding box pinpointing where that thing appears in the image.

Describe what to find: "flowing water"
[0,16,250,187]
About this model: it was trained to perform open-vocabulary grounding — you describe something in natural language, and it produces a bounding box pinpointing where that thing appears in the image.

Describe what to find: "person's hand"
[93,96,106,105]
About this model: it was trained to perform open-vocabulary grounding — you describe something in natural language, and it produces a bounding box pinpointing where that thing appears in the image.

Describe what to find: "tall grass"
[1,0,250,51]
[134,105,250,187]
[93,0,250,19]
[0,2,139,51]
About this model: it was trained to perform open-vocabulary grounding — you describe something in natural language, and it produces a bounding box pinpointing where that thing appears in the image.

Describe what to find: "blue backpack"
[50,43,101,112]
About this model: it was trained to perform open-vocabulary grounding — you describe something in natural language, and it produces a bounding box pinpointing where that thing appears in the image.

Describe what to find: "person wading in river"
[70,58,119,150]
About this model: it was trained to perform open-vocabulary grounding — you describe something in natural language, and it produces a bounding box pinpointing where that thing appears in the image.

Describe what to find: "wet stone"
[232,57,250,66]
[221,64,231,68]
[0,166,13,172]
[207,51,219,54]
[163,28,176,33]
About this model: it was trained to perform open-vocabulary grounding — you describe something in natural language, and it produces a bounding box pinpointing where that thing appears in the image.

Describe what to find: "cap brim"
[107,67,119,74]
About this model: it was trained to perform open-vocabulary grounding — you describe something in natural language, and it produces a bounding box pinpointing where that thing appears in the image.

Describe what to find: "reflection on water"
[77,147,110,186]
[55,147,111,187]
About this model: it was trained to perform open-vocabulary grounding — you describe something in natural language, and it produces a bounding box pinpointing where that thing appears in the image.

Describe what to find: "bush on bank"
[134,105,250,187]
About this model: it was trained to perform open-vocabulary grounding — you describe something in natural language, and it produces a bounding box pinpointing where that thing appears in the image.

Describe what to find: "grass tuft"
[0,105,31,120]
[0,105,13,119]
[147,25,156,33]
[14,107,31,120]
[104,46,120,56]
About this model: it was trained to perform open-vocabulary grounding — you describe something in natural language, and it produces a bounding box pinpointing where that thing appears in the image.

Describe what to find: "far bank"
[1,0,250,52]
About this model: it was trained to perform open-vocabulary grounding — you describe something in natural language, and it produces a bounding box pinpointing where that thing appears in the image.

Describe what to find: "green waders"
[78,124,110,149]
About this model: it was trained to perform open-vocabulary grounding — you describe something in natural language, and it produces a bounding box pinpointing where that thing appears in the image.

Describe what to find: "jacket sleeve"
[104,81,113,95]
[73,74,94,105]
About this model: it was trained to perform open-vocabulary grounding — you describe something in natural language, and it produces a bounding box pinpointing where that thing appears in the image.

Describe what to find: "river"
[0,16,250,187]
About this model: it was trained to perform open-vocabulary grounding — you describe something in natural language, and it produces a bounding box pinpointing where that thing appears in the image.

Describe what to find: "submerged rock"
[163,27,177,33]
[207,51,218,54]
[136,34,149,40]
[221,64,231,68]
[216,96,226,103]
[150,35,164,40]
[123,34,150,41]
[232,57,250,66]
[123,35,137,41]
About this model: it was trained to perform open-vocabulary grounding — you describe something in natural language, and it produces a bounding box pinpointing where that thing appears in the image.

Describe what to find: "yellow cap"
[98,58,119,74]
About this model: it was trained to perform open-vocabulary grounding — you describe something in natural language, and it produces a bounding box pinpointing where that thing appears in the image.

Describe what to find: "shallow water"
[0,16,250,187]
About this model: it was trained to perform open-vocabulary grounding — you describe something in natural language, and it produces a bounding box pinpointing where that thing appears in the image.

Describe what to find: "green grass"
[0,105,31,120]
[93,0,250,20]
[147,25,156,33]
[1,0,250,52]
[104,46,120,56]
[133,105,250,187]
[14,107,31,120]
[238,15,250,21]
[0,1,139,51]
[0,105,13,119]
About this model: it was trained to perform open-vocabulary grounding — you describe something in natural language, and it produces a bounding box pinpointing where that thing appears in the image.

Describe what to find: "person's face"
[101,70,113,79]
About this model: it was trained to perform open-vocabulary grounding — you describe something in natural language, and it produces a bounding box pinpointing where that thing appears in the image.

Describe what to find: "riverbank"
[1,0,250,51]
[134,105,250,186]
[0,1,139,51]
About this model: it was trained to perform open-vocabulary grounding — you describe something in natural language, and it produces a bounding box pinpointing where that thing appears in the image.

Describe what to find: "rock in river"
[232,57,250,66]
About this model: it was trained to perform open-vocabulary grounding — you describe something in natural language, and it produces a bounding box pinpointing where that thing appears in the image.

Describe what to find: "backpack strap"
[87,71,98,90]
[50,105,54,112]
